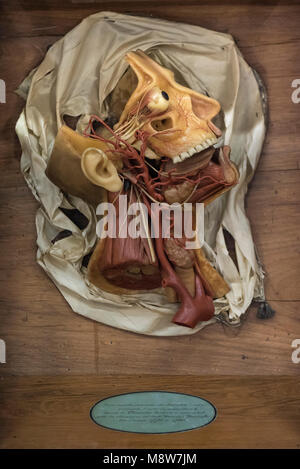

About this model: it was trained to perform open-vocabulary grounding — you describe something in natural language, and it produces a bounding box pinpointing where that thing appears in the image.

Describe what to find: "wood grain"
[0,375,299,449]
[0,0,300,449]
[93,302,299,375]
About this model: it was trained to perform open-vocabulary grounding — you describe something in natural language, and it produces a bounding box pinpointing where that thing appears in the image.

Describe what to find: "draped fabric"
[15,11,266,336]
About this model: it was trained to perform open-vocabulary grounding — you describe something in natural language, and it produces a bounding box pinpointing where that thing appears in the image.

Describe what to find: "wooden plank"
[0,190,97,376]
[0,257,97,376]
[0,375,299,448]
[247,201,300,302]
[94,302,299,375]
[0,36,58,150]
[1,3,300,42]
[248,168,300,206]
[253,75,300,172]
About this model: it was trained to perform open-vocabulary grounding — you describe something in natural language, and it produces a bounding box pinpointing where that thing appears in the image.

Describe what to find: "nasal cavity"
[151,117,173,132]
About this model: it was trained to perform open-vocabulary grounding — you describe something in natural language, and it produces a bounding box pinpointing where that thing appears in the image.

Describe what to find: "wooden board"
[0,375,299,449]
[0,0,299,449]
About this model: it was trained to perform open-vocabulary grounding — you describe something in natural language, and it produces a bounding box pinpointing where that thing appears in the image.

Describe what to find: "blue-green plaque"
[90,391,216,433]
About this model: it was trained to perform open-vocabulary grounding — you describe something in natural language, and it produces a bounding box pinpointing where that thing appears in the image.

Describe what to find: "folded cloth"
[15,11,266,336]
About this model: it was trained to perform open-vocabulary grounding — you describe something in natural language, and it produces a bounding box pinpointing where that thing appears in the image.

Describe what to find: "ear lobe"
[81,147,123,193]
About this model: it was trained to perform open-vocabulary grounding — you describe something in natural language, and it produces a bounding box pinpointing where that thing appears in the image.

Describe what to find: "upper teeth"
[173,136,218,164]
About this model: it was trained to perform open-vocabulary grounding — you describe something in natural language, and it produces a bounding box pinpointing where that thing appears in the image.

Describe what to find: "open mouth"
[163,136,226,176]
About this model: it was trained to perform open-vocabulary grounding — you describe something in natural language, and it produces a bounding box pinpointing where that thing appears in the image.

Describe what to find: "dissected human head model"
[115,50,222,161]
[46,50,239,328]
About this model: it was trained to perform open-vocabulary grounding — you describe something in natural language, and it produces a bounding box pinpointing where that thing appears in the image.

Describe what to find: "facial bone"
[115,50,222,162]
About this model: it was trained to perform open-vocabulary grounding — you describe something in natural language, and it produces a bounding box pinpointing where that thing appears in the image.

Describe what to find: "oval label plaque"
[90,391,216,434]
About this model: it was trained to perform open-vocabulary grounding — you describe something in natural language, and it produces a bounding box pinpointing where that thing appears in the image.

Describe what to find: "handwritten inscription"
[90,392,216,433]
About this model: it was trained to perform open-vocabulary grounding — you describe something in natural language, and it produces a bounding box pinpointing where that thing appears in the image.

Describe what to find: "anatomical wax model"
[46,50,239,328]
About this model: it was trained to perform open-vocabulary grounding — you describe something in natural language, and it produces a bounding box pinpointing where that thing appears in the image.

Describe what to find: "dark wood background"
[0,0,299,449]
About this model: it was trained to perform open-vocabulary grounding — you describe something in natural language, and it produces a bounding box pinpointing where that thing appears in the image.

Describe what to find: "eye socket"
[151,117,173,132]
[146,87,169,113]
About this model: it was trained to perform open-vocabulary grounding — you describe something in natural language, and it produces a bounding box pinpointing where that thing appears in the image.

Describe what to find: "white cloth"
[16,11,266,336]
